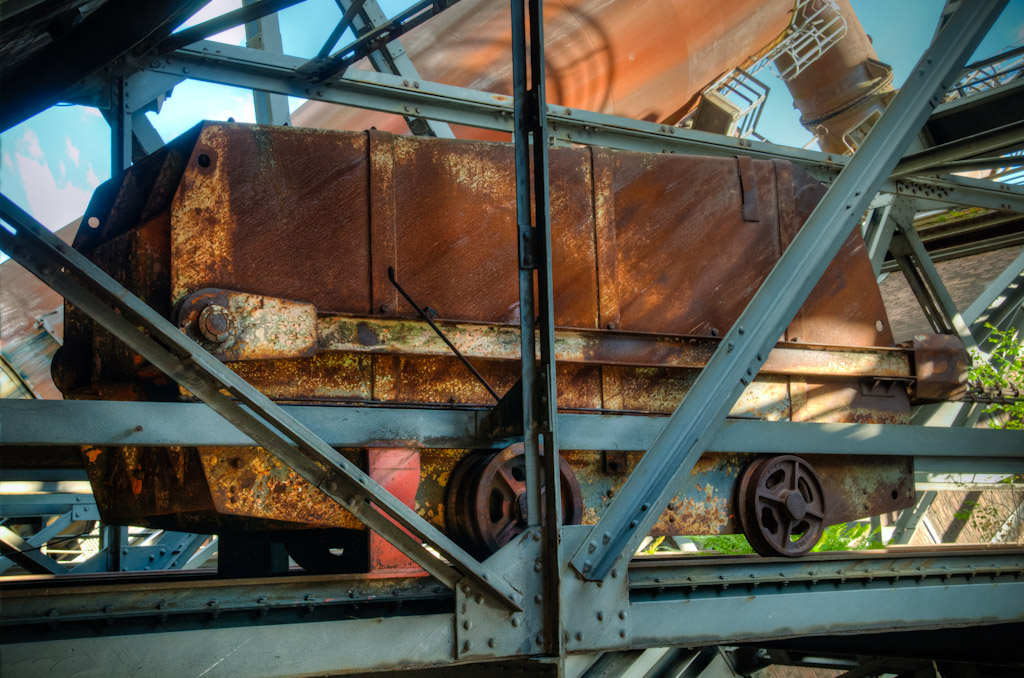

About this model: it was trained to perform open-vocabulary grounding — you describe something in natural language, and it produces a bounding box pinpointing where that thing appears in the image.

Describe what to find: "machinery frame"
[1,0,1023,676]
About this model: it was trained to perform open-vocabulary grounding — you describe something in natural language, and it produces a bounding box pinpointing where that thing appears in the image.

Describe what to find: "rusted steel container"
[57,123,923,556]
[292,0,796,139]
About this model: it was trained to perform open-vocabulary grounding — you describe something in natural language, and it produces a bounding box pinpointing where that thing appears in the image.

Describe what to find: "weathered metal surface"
[204,297,914,379]
[791,377,912,425]
[60,122,916,539]
[198,446,354,528]
[64,122,904,407]
[367,447,424,575]
[0,222,75,400]
[908,334,970,402]
[176,288,319,361]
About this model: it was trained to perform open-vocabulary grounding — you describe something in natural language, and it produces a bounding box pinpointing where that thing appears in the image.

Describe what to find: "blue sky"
[1,0,1022,240]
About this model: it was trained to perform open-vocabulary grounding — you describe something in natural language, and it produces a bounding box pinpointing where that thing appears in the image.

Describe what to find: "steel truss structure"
[1,0,1023,676]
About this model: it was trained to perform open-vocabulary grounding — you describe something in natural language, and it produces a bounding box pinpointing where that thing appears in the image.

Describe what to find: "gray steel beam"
[511,0,563,654]
[126,42,1024,213]
[569,0,1009,582]
[0,525,69,575]
[3,400,1022,464]
[861,194,915,276]
[889,224,977,350]
[0,613,456,678]
[242,0,292,126]
[131,112,165,155]
[893,120,1024,178]
[629,551,1024,649]
[0,494,98,521]
[0,195,519,611]
[890,491,938,545]
[334,0,453,137]
[109,76,132,172]
[3,549,1021,676]
[967,250,1024,341]
[0,511,73,575]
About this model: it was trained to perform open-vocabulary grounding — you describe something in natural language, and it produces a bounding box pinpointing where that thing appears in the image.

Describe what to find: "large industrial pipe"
[292,0,796,138]
[780,0,894,154]
[294,0,894,156]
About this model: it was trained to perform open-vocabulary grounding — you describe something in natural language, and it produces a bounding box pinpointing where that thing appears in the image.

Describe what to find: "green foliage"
[686,523,878,555]
[811,523,876,552]
[968,324,1024,430]
[689,534,755,555]
[952,497,1004,535]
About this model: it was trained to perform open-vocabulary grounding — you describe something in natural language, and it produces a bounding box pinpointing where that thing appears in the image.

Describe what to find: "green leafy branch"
[968,324,1023,430]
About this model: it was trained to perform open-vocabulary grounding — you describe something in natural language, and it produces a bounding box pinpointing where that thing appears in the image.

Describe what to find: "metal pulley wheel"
[445,444,584,559]
[738,455,827,557]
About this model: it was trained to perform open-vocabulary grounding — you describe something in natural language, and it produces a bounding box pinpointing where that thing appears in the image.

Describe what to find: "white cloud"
[179,0,246,46]
[22,128,43,160]
[80,107,103,119]
[14,150,93,229]
[2,153,12,170]
[65,137,80,166]
[59,159,67,179]
[85,164,100,189]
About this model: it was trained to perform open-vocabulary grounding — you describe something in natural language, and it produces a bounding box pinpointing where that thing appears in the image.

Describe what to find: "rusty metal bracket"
[480,379,525,439]
[175,288,319,361]
[387,266,500,402]
[454,528,543,660]
[560,525,631,652]
[906,334,970,402]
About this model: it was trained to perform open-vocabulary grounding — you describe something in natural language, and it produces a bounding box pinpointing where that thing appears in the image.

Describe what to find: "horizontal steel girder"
[2,401,1021,473]
[123,41,1024,213]
[2,548,1021,676]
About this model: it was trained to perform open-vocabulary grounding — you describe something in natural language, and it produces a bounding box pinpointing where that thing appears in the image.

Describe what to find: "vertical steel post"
[511,0,562,654]
[243,0,292,126]
[110,76,132,172]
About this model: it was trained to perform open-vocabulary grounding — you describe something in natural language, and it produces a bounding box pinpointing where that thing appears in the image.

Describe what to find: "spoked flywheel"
[738,455,827,557]
[445,444,583,559]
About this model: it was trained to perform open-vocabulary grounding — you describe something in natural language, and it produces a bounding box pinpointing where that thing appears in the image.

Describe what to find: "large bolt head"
[198,305,231,343]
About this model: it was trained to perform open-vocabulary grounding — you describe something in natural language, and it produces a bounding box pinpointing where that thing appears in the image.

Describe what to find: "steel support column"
[242,0,292,126]
[889,224,977,350]
[861,194,916,276]
[890,491,938,545]
[511,0,563,654]
[570,0,1008,582]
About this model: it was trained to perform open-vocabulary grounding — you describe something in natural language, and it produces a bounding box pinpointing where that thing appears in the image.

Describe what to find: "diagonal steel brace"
[569,0,1008,581]
[0,195,520,611]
